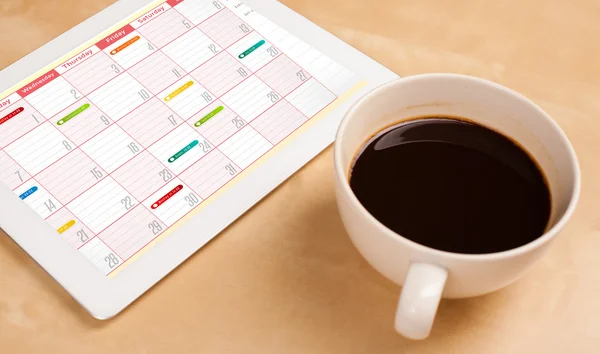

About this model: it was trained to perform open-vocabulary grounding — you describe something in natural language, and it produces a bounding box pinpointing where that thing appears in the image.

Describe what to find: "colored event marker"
[168,140,199,163]
[57,103,90,126]
[165,81,194,102]
[57,220,76,234]
[151,184,183,209]
[19,186,38,200]
[110,36,140,55]
[194,106,223,127]
[238,40,265,59]
[0,107,24,125]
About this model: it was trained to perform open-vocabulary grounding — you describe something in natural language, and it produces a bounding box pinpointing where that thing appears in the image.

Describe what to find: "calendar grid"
[44,67,194,254]
[101,4,324,273]
[32,73,160,259]
[51,28,210,259]
[1,0,361,276]
[59,69,172,251]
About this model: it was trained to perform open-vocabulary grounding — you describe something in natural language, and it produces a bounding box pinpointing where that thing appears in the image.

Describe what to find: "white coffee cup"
[333,74,580,340]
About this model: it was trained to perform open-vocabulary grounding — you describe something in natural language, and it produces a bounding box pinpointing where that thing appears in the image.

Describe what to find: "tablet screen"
[0,0,365,276]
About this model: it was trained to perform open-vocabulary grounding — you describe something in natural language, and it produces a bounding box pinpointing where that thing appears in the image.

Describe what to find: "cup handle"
[395,262,448,340]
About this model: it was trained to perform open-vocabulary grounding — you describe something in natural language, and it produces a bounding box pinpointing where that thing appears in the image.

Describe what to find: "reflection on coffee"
[349,117,551,254]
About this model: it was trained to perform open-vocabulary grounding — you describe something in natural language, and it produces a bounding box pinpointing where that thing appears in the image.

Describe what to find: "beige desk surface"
[1,0,599,352]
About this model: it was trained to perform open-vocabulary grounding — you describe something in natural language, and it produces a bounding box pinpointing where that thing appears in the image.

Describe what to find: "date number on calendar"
[105,253,120,269]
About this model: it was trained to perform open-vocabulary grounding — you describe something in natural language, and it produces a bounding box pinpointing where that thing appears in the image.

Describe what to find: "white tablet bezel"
[0,0,398,319]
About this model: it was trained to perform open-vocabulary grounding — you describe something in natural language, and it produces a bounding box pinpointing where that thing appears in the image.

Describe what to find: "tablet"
[0,0,398,319]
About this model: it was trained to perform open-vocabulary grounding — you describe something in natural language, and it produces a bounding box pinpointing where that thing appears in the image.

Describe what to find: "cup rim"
[334,73,581,261]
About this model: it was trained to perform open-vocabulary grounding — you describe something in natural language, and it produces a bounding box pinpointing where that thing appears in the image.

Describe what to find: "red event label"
[17,70,59,98]
[96,24,135,50]
[0,107,24,125]
[151,184,184,209]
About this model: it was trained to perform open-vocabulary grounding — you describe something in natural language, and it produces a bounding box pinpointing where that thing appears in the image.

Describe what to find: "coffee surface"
[349,118,551,254]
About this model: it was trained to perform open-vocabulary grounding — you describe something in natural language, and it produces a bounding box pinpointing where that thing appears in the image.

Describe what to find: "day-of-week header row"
[3,0,188,103]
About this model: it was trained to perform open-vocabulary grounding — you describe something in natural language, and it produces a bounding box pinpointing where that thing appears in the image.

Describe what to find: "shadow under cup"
[334,74,580,298]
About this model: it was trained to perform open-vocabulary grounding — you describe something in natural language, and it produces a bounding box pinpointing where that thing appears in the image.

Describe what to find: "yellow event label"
[57,220,76,234]
[165,81,194,101]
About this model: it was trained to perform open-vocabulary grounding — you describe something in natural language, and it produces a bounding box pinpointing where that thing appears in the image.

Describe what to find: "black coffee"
[349,117,551,254]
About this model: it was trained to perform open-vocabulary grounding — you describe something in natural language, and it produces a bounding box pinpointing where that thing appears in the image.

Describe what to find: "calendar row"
[1,58,328,147]
[0,81,333,185]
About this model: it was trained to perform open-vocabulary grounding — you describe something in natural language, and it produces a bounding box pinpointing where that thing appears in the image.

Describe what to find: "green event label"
[57,103,90,126]
[239,40,265,59]
[194,106,224,127]
[168,140,199,163]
